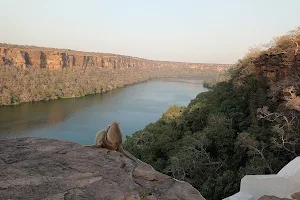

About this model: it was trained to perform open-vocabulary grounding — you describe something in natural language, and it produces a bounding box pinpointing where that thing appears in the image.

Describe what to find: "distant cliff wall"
[0,43,229,71]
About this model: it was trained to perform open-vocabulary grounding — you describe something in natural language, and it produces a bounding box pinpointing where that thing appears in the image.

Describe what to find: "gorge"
[0,43,229,106]
[1,27,299,199]
[0,77,208,144]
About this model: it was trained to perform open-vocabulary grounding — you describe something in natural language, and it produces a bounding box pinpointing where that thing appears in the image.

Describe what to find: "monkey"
[103,121,141,163]
[86,121,141,163]
[84,125,110,148]
[101,121,142,181]
[94,125,111,147]
[102,120,122,150]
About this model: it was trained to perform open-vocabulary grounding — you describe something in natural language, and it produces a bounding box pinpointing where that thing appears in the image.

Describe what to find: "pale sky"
[0,0,299,64]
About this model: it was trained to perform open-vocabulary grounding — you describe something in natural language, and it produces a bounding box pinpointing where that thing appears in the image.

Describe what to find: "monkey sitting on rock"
[86,121,140,163]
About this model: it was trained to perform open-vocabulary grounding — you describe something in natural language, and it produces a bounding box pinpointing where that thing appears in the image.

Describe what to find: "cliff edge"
[0,137,205,200]
[0,43,228,71]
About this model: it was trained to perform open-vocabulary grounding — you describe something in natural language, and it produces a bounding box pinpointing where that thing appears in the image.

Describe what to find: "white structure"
[224,157,300,200]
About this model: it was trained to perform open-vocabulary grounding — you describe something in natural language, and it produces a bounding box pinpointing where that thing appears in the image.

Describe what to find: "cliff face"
[252,49,300,111]
[0,137,205,200]
[0,43,228,71]
[253,51,300,85]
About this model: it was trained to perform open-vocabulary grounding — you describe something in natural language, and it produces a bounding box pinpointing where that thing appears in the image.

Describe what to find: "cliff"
[0,137,205,200]
[232,32,300,112]
[0,43,228,71]
[253,51,300,86]
[0,43,231,106]
[252,49,300,111]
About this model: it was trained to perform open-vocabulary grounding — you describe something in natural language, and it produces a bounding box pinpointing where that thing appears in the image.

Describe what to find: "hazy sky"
[0,0,299,64]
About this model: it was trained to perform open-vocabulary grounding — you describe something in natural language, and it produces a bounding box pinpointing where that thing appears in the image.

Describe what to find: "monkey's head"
[111,120,120,127]
[109,120,120,129]
[109,120,122,137]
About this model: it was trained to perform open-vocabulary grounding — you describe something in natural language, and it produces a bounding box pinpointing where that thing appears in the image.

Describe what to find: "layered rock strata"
[0,43,228,71]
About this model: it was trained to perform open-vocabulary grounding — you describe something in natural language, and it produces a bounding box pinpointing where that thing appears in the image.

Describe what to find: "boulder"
[0,137,205,200]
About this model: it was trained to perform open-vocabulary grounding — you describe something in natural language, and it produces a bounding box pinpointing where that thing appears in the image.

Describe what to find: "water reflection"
[48,103,63,125]
[0,78,208,144]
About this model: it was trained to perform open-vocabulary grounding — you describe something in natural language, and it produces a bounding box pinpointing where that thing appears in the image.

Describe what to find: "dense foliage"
[124,28,300,199]
[125,76,299,199]
[0,65,219,106]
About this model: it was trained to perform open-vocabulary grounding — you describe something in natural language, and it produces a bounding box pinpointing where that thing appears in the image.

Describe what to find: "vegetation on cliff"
[0,65,222,106]
[0,43,229,106]
[124,28,300,199]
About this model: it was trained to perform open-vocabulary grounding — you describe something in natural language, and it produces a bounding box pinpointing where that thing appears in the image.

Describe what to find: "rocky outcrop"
[0,137,205,200]
[258,195,291,200]
[252,50,300,110]
[253,51,300,85]
[0,43,229,71]
[291,192,300,200]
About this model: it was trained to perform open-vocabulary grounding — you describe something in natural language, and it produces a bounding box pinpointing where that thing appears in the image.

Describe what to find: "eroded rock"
[258,195,291,200]
[291,192,300,200]
[0,43,229,71]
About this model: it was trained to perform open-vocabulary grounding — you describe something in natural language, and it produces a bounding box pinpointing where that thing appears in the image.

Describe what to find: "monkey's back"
[106,124,123,148]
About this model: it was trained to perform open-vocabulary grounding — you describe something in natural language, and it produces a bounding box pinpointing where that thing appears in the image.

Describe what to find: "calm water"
[0,78,208,145]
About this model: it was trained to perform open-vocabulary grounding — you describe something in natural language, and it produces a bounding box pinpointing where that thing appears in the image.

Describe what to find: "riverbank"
[0,65,224,106]
[0,77,208,143]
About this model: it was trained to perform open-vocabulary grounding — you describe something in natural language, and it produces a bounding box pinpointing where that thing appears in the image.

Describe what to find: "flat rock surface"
[0,137,205,200]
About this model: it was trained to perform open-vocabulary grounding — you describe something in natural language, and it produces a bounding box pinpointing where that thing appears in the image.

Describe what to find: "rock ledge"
[0,137,205,200]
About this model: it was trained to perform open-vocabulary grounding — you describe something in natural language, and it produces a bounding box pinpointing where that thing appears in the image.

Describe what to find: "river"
[0,78,208,144]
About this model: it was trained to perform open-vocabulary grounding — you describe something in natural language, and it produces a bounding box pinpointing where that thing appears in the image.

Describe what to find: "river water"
[0,78,208,144]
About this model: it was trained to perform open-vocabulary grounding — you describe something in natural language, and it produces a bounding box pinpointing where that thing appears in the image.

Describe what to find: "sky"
[0,0,299,64]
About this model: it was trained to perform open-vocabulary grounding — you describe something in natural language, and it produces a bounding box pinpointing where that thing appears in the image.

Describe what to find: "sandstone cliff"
[232,38,300,112]
[253,50,300,111]
[0,43,228,71]
[0,137,205,200]
[253,51,300,86]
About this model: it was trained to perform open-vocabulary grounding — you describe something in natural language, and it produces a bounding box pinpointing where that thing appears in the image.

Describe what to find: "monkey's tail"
[118,146,142,163]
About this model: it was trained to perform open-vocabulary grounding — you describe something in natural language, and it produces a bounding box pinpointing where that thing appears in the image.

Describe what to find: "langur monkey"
[93,125,111,147]
[87,121,140,163]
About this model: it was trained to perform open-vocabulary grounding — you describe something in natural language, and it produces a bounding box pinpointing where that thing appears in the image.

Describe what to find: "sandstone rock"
[253,52,300,87]
[0,43,229,71]
[286,97,300,112]
[47,52,62,70]
[291,192,300,200]
[145,195,157,200]
[258,195,291,200]
[0,137,205,200]
[26,50,41,67]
